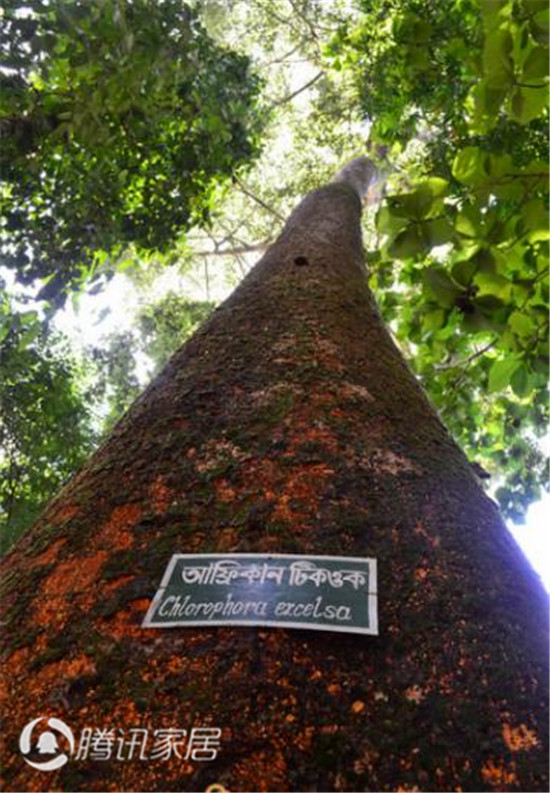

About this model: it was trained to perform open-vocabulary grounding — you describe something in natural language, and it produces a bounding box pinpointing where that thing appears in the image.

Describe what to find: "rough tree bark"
[1,161,548,793]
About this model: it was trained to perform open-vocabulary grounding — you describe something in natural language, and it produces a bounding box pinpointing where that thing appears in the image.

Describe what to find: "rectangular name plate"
[143,553,378,635]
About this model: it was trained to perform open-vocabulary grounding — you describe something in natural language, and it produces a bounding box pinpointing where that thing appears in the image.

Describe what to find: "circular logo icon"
[19,717,75,771]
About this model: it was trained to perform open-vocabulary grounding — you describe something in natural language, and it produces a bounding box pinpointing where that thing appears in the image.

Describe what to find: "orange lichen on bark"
[404,685,428,704]
[4,646,31,674]
[481,759,518,787]
[215,479,237,503]
[195,439,248,473]
[107,699,143,729]
[29,537,67,566]
[210,447,336,526]
[438,672,456,696]
[0,647,31,701]
[40,550,108,598]
[502,722,539,751]
[104,574,135,593]
[231,747,288,793]
[33,654,96,689]
[294,726,315,751]
[48,502,80,524]
[217,528,240,551]
[148,476,173,513]
[337,382,375,402]
[311,334,345,374]
[34,550,108,629]
[288,421,340,456]
[97,599,151,640]
[95,503,142,550]
[414,519,441,549]
[1,653,96,718]
[271,463,334,524]
[370,448,420,476]
[139,649,218,691]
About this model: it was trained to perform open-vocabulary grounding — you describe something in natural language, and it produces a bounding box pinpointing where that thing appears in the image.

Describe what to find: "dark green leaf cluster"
[0,292,96,552]
[0,0,265,305]
[325,0,482,144]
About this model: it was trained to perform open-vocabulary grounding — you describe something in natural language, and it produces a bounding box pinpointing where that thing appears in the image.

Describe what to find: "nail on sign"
[143,553,378,635]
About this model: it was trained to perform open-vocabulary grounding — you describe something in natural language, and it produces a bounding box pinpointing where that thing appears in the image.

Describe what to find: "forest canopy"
[0,0,548,551]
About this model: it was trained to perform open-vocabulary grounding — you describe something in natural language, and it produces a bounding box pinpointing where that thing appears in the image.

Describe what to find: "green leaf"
[405,46,431,72]
[470,247,496,274]
[452,258,477,286]
[488,356,521,393]
[522,46,549,81]
[386,190,432,221]
[17,326,40,350]
[483,28,514,89]
[474,270,511,301]
[462,307,502,332]
[468,82,507,133]
[422,308,447,332]
[509,85,549,124]
[424,177,449,197]
[452,147,487,186]
[376,205,408,236]
[509,311,534,338]
[388,224,427,259]
[424,217,454,247]
[486,153,514,178]
[521,198,550,243]
[510,364,531,397]
[455,205,481,238]
[386,179,448,221]
[529,7,549,46]
[19,310,39,326]
[422,266,462,308]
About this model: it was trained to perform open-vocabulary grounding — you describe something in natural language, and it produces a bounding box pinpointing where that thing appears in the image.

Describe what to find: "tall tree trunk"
[1,162,548,793]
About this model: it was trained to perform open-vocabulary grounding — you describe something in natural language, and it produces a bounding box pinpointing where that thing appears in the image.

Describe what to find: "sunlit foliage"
[0,0,265,306]
[327,0,549,519]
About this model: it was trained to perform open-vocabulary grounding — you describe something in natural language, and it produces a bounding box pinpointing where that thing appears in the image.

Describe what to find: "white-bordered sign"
[143,553,378,635]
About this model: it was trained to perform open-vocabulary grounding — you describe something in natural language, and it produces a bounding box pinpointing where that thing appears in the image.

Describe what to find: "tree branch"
[264,41,304,65]
[285,0,319,42]
[193,242,271,258]
[435,339,497,371]
[233,177,286,223]
[515,82,548,89]
[268,70,324,110]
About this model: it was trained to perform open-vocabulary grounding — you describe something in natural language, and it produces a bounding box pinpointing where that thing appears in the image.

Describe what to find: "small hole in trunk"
[294,256,308,267]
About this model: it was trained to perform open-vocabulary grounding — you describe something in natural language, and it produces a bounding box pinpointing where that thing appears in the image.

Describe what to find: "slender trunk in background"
[1,161,548,792]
